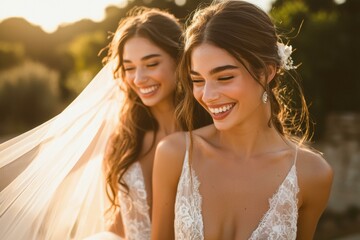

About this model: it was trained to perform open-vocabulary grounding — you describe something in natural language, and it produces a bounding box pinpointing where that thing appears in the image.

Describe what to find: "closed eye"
[124,67,135,72]
[218,76,233,81]
[191,79,204,83]
[147,62,159,67]
[191,77,205,85]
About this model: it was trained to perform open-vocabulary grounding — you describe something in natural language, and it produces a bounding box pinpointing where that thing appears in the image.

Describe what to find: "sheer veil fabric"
[0,62,124,240]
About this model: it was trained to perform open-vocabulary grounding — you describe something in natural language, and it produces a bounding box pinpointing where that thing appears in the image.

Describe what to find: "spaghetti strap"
[293,146,299,165]
[184,132,190,153]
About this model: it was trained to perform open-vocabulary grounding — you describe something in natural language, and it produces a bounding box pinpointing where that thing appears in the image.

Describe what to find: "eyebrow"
[123,54,161,63]
[190,65,239,76]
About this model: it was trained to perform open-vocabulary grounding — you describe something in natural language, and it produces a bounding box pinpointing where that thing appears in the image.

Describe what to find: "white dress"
[174,135,299,240]
[86,162,151,240]
[118,162,151,239]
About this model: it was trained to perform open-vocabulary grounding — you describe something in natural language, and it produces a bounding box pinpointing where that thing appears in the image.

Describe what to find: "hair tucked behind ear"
[102,7,183,214]
[178,0,310,145]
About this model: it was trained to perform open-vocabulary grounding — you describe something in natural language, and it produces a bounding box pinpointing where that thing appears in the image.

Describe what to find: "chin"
[213,121,233,131]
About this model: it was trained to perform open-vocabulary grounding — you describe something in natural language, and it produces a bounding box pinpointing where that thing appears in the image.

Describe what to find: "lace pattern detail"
[118,162,151,240]
[174,150,204,240]
[174,134,299,240]
[249,165,299,240]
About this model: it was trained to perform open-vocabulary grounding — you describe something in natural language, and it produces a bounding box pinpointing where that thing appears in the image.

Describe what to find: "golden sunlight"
[0,0,127,33]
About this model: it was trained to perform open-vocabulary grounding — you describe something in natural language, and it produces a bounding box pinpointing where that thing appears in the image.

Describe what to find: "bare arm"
[297,150,334,239]
[151,133,186,240]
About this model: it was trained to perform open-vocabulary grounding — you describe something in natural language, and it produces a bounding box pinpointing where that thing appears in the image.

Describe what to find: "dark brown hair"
[103,6,183,212]
[178,0,310,144]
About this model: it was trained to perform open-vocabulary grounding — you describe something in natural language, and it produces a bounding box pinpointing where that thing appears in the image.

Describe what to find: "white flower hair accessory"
[277,42,297,70]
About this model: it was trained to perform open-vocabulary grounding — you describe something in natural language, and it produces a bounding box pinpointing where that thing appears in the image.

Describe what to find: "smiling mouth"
[138,84,160,95]
[208,103,235,120]
[209,103,235,115]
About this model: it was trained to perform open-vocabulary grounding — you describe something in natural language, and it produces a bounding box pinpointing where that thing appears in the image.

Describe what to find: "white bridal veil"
[0,62,123,239]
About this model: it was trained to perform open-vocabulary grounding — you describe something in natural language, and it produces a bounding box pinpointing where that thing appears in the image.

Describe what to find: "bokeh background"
[0,0,359,239]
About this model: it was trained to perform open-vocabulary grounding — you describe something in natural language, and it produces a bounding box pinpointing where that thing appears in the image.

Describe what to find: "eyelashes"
[124,67,134,72]
[191,79,204,83]
[123,62,159,72]
[147,62,159,67]
[190,76,234,83]
[218,76,233,81]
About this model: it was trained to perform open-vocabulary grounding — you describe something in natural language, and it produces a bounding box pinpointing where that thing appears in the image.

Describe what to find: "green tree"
[0,42,24,70]
[270,0,360,138]
[62,31,106,96]
[0,61,61,135]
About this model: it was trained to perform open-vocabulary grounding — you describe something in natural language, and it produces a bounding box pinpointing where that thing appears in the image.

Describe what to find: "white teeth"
[208,104,234,115]
[139,85,159,94]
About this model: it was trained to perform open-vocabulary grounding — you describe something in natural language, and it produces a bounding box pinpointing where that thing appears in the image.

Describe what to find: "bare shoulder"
[152,132,188,239]
[154,131,188,182]
[156,131,187,160]
[296,147,334,205]
[295,147,334,239]
[297,147,333,184]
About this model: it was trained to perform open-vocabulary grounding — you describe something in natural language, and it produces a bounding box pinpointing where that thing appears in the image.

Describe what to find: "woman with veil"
[0,6,211,240]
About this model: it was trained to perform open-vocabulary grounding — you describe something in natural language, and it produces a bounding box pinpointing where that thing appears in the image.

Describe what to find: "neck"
[150,102,177,136]
[216,111,289,159]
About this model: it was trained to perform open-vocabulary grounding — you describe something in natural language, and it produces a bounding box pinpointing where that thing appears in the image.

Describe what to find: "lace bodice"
[174,136,299,240]
[118,162,151,240]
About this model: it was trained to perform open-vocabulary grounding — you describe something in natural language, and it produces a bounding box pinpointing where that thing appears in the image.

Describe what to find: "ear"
[266,64,277,84]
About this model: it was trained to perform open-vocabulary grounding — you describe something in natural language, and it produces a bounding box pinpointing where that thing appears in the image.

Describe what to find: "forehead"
[191,43,238,72]
[123,36,164,61]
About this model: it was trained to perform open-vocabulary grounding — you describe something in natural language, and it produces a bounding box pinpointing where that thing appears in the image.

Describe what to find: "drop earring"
[262,91,268,103]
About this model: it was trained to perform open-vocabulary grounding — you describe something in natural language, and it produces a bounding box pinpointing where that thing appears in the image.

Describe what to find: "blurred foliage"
[0,61,61,135]
[63,31,107,95]
[0,0,211,135]
[0,0,358,138]
[271,0,360,138]
[0,42,25,70]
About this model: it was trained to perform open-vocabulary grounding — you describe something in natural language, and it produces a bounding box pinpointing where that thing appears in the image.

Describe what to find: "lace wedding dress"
[86,162,151,240]
[174,134,299,240]
[118,162,151,239]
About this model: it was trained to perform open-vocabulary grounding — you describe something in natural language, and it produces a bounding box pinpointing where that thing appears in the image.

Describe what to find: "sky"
[0,0,274,33]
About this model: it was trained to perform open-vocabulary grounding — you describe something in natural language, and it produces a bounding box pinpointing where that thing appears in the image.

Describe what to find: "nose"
[133,67,148,85]
[202,81,219,103]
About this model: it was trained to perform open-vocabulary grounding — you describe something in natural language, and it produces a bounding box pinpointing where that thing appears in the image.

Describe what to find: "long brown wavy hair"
[177,0,311,144]
[103,7,184,213]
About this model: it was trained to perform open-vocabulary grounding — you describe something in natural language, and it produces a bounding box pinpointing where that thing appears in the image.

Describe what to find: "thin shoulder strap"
[185,132,190,153]
[293,146,299,165]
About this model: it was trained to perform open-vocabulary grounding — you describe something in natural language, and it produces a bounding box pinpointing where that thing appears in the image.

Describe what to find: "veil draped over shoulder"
[0,62,123,239]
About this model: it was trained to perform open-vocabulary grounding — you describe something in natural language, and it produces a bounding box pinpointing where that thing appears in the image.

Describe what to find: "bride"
[0,6,211,240]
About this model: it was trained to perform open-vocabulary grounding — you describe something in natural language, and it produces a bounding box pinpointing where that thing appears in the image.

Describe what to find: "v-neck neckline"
[191,149,298,239]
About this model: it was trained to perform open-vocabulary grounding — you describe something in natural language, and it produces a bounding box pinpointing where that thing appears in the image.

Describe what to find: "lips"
[208,103,235,120]
[138,84,160,96]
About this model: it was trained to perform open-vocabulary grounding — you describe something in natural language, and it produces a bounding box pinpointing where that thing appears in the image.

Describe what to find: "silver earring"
[262,91,268,103]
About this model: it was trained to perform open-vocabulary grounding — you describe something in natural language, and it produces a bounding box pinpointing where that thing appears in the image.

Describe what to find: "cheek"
[192,87,209,112]
[159,67,177,86]
[123,75,137,92]
[160,65,176,81]
[192,86,203,102]
[124,72,134,84]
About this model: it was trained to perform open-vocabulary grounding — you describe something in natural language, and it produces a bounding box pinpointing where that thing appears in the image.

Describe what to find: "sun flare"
[0,0,127,33]
[0,0,273,33]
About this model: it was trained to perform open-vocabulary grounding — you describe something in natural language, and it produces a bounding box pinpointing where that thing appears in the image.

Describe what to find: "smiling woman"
[0,0,127,32]
[151,1,333,239]
[0,5,212,240]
